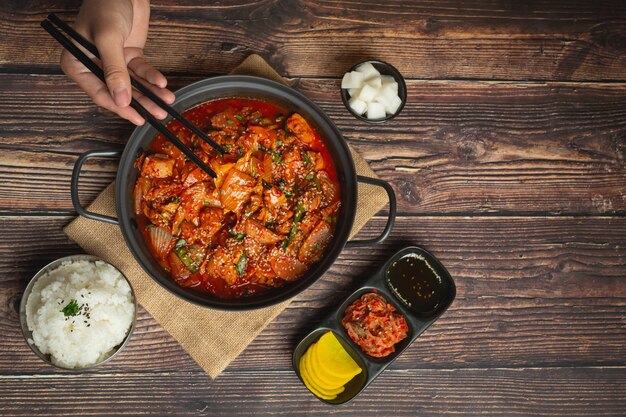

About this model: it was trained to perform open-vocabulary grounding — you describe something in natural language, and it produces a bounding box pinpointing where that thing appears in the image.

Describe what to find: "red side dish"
[342,293,409,358]
[133,98,341,299]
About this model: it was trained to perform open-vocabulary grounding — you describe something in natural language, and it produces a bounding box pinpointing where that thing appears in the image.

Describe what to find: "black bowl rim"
[340,59,407,124]
[115,75,358,310]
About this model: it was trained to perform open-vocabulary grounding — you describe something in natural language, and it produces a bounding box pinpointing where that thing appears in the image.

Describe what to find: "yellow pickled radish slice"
[315,331,362,379]
[304,344,350,390]
[310,340,355,387]
[300,351,345,397]
[299,355,337,400]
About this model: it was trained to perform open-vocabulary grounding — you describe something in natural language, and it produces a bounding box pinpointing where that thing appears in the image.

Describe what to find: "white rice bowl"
[25,260,135,369]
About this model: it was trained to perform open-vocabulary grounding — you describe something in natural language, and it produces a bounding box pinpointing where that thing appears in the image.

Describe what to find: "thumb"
[95,32,131,107]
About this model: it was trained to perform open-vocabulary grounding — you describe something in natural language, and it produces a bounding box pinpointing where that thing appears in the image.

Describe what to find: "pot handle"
[345,175,397,247]
[71,150,123,225]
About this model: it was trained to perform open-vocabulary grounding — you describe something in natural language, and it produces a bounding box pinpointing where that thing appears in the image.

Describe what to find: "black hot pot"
[71,76,396,310]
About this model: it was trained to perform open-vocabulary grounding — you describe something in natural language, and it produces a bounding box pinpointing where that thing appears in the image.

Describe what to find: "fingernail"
[113,87,129,107]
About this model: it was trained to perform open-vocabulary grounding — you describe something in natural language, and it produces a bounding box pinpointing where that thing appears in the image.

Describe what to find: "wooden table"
[1,1,625,415]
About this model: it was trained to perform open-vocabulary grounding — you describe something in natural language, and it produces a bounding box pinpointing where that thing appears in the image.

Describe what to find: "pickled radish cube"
[357,84,378,102]
[384,95,403,115]
[355,63,380,80]
[341,71,364,89]
[380,84,399,105]
[348,87,359,96]
[348,97,367,115]
[382,80,398,93]
[374,94,391,107]
[367,102,386,119]
[366,76,382,89]
[381,75,396,85]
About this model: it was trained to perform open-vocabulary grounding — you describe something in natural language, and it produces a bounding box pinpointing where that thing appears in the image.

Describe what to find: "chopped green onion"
[174,239,199,273]
[301,150,312,166]
[276,140,283,147]
[294,201,305,223]
[234,114,244,121]
[282,202,306,250]
[305,172,314,180]
[227,119,234,125]
[61,299,80,317]
[229,229,246,240]
[203,201,211,205]
[315,243,323,251]
[235,251,248,276]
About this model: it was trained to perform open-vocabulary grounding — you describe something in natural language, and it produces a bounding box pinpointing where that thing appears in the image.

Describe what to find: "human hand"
[60,0,174,125]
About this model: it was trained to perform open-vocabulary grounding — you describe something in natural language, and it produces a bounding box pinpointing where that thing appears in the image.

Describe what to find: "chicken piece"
[247,250,278,285]
[287,113,317,145]
[199,130,232,155]
[172,182,210,234]
[205,245,241,285]
[143,206,169,229]
[298,220,332,263]
[245,219,282,245]
[301,187,322,212]
[244,191,263,218]
[141,154,175,178]
[237,125,271,153]
[220,169,256,215]
[320,200,341,222]
[268,247,308,281]
[211,110,243,132]
[283,212,320,254]
[317,170,338,206]
[281,147,305,184]
[199,207,224,240]
[307,151,325,171]
[264,185,286,208]
[273,208,295,234]
[144,181,182,208]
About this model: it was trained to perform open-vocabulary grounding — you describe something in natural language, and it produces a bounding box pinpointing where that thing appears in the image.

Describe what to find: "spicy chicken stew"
[133,98,341,299]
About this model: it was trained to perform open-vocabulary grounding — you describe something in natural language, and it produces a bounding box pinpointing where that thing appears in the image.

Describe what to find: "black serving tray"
[292,246,456,405]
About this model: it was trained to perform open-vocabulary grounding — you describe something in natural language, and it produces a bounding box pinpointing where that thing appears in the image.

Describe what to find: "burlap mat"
[64,54,388,378]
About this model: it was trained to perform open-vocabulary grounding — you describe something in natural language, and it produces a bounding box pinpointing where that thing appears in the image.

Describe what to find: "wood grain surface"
[0,0,625,416]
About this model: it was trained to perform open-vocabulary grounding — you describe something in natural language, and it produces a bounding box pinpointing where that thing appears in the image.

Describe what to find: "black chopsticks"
[41,14,220,178]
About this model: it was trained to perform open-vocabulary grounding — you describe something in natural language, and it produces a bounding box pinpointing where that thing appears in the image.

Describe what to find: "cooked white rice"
[25,259,135,368]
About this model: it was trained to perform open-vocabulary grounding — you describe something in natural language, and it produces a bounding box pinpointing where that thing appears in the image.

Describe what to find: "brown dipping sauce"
[385,253,449,317]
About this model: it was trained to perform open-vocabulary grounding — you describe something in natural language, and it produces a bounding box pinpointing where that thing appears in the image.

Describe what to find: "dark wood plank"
[2,216,624,374]
[1,367,625,416]
[1,75,625,215]
[2,1,626,81]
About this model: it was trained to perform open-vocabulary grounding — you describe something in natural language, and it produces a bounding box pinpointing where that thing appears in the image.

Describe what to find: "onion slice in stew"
[147,225,174,259]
